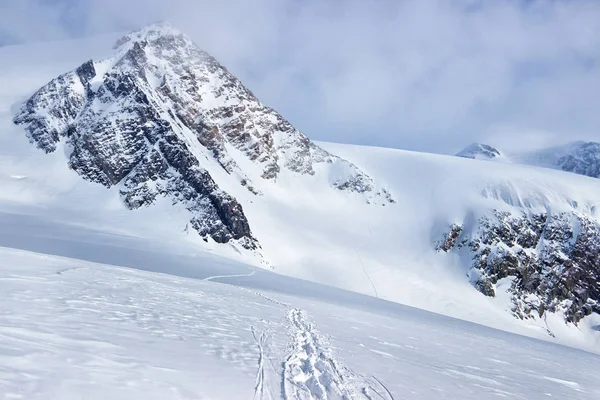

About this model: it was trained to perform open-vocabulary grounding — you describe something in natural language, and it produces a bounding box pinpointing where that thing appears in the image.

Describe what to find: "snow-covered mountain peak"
[114,21,186,47]
[13,24,392,253]
[112,21,225,80]
[105,24,391,193]
[456,142,507,161]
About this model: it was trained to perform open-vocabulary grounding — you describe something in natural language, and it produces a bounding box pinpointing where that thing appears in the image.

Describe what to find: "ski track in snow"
[203,271,256,281]
[209,272,392,399]
[251,326,272,400]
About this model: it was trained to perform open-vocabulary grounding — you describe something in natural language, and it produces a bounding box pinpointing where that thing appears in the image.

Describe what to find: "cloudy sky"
[1,0,599,154]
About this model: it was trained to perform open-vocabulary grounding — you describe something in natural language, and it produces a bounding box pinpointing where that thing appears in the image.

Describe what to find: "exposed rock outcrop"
[438,210,600,324]
[555,142,600,178]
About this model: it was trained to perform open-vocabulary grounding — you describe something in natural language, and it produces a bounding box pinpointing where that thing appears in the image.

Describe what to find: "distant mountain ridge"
[456,141,600,179]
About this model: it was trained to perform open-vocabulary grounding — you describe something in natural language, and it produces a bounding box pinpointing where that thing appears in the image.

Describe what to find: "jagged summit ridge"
[115,22,184,46]
[13,23,391,249]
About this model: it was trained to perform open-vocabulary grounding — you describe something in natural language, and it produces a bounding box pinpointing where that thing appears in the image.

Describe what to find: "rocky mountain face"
[437,211,600,326]
[456,143,504,160]
[13,23,391,250]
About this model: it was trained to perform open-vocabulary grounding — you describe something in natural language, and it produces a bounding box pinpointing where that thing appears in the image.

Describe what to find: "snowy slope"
[2,246,600,399]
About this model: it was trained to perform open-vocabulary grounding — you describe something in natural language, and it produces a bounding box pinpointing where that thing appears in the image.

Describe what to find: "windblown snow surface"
[3,246,600,400]
[1,37,600,399]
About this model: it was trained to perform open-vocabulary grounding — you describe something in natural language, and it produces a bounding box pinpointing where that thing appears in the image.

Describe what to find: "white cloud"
[1,0,599,154]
